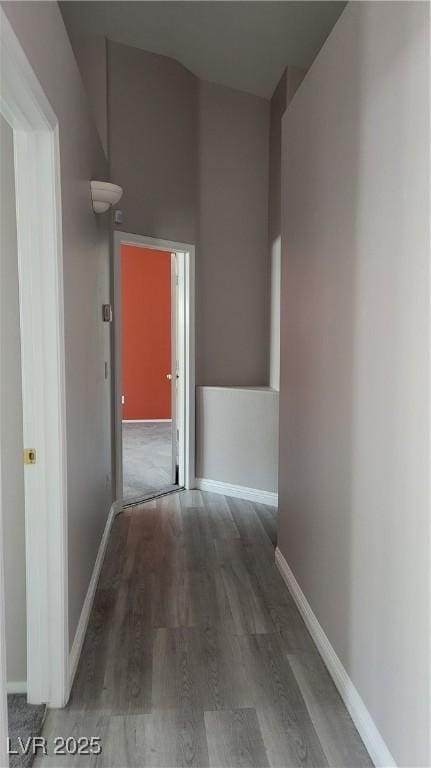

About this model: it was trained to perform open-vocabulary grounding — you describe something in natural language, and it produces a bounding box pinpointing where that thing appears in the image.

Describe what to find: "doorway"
[121,245,176,499]
[113,233,195,506]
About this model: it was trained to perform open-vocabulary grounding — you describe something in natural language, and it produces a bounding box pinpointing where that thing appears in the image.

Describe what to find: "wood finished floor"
[37,491,372,767]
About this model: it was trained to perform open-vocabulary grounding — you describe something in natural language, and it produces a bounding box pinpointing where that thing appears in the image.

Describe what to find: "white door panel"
[170,253,178,484]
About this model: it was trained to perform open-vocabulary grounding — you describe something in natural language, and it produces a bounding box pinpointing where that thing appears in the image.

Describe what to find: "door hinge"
[23,448,36,464]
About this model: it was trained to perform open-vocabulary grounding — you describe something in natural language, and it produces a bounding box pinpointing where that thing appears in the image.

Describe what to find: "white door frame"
[113,231,195,504]
[0,464,8,767]
[0,9,68,710]
[170,252,178,485]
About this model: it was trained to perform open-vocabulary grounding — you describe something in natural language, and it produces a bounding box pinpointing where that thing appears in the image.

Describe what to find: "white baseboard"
[275,547,396,768]
[6,681,27,695]
[195,477,278,507]
[68,501,120,695]
[122,419,172,423]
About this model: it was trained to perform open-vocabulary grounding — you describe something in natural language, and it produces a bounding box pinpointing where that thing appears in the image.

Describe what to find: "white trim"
[6,682,27,695]
[198,385,277,393]
[0,427,8,768]
[183,248,196,489]
[0,9,68,708]
[172,252,180,485]
[122,419,172,424]
[68,502,119,694]
[113,232,196,503]
[195,478,278,507]
[275,547,396,768]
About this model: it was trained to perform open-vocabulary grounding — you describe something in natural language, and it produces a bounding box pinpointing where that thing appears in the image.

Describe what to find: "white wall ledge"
[197,385,278,393]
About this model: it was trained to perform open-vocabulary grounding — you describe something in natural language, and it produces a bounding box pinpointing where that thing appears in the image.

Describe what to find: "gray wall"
[268,64,306,245]
[268,70,287,247]
[278,2,430,765]
[196,387,278,493]
[197,80,269,386]
[268,66,305,389]
[268,70,287,390]
[107,43,270,387]
[108,41,198,245]
[2,1,113,650]
[71,34,108,157]
[0,115,27,686]
[58,5,109,157]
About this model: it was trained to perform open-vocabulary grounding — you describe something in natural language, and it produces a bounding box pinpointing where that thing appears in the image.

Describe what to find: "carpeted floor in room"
[7,694,46,768]
[122,422,177,502]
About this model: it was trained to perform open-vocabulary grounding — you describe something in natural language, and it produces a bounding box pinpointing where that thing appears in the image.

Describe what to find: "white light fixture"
[90,180,123,214]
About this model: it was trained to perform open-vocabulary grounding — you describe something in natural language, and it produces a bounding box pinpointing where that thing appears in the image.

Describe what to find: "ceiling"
[60,1,345,99]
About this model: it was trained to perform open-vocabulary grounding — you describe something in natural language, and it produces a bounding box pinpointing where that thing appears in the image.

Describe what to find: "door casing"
[113,232,196,504]
[0,7,69,720]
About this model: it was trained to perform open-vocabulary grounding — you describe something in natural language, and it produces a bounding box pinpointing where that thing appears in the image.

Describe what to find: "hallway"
[38,491,371,767]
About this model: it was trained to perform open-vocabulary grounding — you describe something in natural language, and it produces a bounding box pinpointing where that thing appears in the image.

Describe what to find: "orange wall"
[121,245,171,420]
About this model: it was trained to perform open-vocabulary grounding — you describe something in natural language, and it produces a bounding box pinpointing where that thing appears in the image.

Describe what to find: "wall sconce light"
[90,180,123,214]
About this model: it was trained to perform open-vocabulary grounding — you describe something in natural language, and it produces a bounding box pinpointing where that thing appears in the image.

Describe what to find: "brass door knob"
[166,373,172,380]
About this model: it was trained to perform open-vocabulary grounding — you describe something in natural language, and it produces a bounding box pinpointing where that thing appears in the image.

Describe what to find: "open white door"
[170,253,178,485]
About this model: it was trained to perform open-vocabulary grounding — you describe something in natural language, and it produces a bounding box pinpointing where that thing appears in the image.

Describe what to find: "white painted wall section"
[269,235,281,389]
[196,386,278,495]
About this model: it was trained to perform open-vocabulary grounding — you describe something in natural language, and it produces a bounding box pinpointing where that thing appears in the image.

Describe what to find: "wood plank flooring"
[36,491,372,767]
